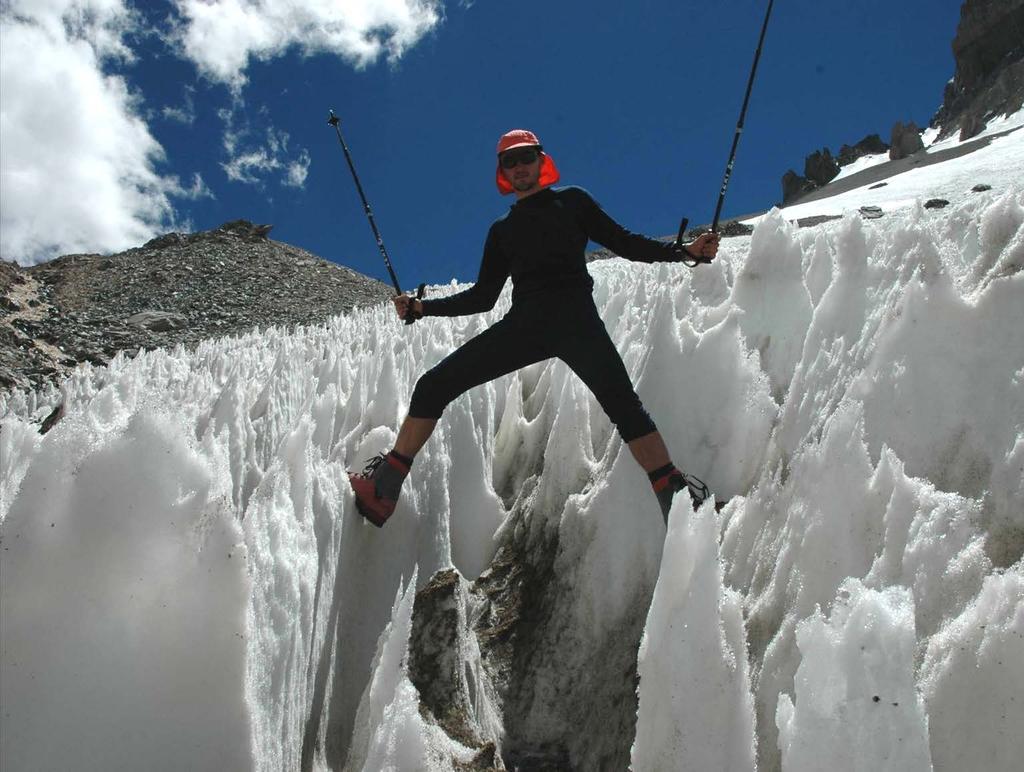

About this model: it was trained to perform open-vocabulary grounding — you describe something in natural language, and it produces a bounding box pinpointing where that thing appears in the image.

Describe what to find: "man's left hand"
[682,231,720,263]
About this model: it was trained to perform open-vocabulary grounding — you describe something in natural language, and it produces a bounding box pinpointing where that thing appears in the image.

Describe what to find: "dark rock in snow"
[860,206,885,219]
[924,199,950,209]
[972,183,993,192]
[868,182,889,190]
[889,121,925,160]
[796,215,843,228]
[40,402,64,434]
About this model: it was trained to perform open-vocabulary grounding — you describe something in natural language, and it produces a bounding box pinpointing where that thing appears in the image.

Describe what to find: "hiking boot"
[655,469,710,524]
[348,452,411,527]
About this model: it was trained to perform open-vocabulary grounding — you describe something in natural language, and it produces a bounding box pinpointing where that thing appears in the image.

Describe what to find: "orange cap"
[495,128,560,194]
[496,129,542,155]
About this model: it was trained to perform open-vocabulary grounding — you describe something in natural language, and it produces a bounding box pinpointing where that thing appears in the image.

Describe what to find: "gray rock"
[796,214,843,228]
[924,199,950,209]
[143,232,186,250]
[860,205,885,219]
[972,183,993,192]
[126,311,189,332]
[40,402,64,434]
[890,121,925,160]
[408,570,503,756]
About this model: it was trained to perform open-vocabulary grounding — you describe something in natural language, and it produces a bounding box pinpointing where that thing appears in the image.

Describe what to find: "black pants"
[408,291,656,442]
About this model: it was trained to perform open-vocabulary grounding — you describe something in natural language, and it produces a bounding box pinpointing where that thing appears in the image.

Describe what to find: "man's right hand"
[393,294,423,321]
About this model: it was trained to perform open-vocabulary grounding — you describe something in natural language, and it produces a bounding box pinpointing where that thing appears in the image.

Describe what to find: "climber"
[349,129,718,527]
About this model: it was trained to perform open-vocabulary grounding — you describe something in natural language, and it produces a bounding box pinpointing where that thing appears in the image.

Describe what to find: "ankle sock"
[388,450,414,472]
[647,463,676,485]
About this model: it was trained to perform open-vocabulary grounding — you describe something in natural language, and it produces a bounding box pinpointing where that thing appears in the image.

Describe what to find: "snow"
[776,580,932,772]
[632,498,756,771]
[833,151,890,182]
[1,118,1023,770]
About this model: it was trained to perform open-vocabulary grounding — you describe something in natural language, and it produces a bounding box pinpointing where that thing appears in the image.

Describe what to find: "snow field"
[756,120,1024,224]
[1,171,1022,770]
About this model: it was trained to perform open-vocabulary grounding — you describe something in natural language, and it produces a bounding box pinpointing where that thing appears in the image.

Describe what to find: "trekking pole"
[711,0,775,233]
[675,0,775,257]
[327,110,425,324]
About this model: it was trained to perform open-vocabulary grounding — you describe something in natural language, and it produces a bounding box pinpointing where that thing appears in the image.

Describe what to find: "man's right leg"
[350,313,550,526]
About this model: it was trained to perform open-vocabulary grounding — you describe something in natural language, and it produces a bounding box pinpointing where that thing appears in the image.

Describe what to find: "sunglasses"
[499,146,542,169]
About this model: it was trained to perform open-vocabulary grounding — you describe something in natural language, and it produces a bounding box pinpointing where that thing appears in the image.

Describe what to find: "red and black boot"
[348,451,412,527]
[650,464,711,524]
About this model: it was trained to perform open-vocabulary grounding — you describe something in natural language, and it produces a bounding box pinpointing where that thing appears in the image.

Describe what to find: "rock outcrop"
[781,169,819,205]
[781,138,889,205]
[889,120,925,160]
[837,134,889,166]
[780,148,842,205]
[932,0,1024,138]
[804,148,841,187]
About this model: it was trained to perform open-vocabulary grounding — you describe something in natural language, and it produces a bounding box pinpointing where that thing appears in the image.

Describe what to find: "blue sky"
[2,0,963,286]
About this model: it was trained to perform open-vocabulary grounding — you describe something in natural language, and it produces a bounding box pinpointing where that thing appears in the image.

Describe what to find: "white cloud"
[284,150,311,189]
[171,172,215,201]
[223,149,280,184]
[218,103,310,189]
[162,85,197,125]
[0,1,441,265]
[0,1,178,265]
[171,0,443,88]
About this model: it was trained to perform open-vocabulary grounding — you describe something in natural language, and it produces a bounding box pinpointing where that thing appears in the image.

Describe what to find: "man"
[349,129,719,528]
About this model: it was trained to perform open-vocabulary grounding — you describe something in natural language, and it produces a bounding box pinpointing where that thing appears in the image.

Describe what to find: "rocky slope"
[0,220,392,394]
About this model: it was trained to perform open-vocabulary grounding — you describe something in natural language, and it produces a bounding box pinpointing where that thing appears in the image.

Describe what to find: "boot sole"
[354,499,388,528]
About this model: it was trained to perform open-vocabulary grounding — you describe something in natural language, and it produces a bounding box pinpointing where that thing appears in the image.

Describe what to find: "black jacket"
[421,186,678,317]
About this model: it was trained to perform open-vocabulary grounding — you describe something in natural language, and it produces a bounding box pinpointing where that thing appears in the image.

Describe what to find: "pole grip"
[403,283,426,326]
[675,217,690,248]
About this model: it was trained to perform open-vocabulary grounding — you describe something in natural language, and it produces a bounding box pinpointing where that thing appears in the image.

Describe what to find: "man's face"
[500,146,542,195]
